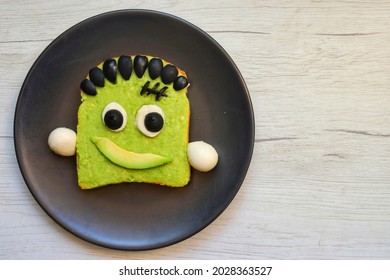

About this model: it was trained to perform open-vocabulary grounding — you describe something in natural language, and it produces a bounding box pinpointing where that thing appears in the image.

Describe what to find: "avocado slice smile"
[92,137,172,169]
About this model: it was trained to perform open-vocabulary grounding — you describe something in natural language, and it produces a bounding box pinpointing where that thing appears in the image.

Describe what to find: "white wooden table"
[1,0,390,259]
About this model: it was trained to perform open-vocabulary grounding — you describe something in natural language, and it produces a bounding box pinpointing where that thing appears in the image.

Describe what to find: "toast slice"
[76,55,190,189]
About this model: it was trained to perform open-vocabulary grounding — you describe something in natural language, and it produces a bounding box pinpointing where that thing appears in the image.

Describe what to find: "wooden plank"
[1,0,390,259]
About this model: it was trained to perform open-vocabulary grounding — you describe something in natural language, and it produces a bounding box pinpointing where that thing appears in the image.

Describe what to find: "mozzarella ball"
[187,141,218,172]
[48,127,77,156]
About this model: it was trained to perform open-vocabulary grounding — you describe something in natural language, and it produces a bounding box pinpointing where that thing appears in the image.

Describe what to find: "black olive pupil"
[104,109,123,130]
[144,112,164,132]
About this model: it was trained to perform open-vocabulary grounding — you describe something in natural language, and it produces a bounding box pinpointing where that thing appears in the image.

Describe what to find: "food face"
[76,55,190,189]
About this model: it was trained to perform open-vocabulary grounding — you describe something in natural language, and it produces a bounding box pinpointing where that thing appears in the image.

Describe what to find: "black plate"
[14,10,254,250]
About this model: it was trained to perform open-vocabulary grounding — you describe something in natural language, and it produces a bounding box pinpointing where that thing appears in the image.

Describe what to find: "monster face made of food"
[48,55,218,190]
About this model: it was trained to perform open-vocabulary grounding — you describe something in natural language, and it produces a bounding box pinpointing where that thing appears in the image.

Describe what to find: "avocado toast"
[77,55,190,189]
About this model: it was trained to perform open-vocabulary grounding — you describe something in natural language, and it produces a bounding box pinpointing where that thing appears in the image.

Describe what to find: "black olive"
[118,55,132,80]
[161,64,178,84]
[103,59,117,84]
[156,86,168,101]
[89,67,105,87]
[134,55,148,78]
[148,58,163,80]
[104,109,123,130]
[140,81,150,95]
[80,79,97,96]
[173,76,188,91]
[144,112,164,132]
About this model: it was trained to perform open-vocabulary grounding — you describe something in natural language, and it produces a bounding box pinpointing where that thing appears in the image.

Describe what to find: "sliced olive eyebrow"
[140,81,168,101]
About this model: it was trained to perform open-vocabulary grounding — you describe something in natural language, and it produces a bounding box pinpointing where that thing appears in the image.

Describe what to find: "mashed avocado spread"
[76,56,190,189]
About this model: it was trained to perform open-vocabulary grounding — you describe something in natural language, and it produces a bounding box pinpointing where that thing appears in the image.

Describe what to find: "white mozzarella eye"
[135,105,165,137]
[102,102,128,131]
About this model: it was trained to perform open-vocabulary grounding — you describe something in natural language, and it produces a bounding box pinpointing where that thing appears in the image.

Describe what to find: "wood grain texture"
[1,0,390,259]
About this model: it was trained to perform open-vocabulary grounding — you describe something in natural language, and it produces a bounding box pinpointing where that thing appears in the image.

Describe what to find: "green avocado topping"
[92,136,172,169]
[76,55,190,189]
